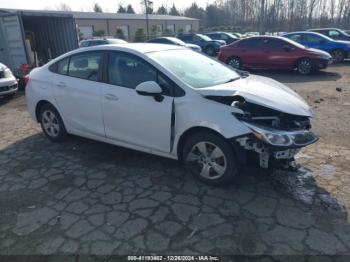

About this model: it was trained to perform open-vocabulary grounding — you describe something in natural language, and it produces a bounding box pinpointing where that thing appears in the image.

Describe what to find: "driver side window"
[107,52,176,96]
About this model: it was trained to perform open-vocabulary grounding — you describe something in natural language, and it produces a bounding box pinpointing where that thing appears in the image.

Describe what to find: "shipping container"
[0,9,78,74]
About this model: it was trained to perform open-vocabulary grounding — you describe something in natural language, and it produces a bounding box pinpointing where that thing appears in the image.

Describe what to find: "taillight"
[24,74,30,87]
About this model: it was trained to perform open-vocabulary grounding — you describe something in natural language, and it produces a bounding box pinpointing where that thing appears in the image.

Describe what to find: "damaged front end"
[207,95,318,170]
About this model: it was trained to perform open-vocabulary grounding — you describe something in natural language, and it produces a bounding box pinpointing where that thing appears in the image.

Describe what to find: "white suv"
[26,44,317,185]
[0,63,18,99]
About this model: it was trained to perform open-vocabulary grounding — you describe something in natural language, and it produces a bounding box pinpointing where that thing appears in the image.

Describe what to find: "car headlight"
[242,121,318,147]
[253,131,293,146]
[4,68,13,78]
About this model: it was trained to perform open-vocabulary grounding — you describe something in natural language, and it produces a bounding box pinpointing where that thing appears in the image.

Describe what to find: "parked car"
[79,38,127,47]
[283,32,350,62]
[26,44,318,185]
[0,63,18,99]
[308,28,350,41]
[204,32,239,45]
[218,36,332,75]
[177,33,226,56]
[232,32,243,38]
[147,37,201,52]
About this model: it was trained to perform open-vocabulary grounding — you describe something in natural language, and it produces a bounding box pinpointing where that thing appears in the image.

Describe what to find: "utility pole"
[144,0,150,40]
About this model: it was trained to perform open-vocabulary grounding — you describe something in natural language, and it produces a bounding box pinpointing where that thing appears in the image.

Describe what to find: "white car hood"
[196,75,312,117]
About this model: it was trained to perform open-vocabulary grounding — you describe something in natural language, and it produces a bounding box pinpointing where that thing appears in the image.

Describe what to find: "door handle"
[56,82,67,88]
[104,94,119,101]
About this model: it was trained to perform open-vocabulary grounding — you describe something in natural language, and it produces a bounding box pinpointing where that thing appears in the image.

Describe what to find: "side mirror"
[135,81,164,102]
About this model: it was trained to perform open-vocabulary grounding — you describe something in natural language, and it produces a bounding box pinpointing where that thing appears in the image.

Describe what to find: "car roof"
[309,28,339,31]
[75,43,186,55]
[284,31,323,36]
[241,35,287,40]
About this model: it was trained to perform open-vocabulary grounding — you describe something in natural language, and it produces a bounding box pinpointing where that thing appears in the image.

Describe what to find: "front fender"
[172,97,252,156]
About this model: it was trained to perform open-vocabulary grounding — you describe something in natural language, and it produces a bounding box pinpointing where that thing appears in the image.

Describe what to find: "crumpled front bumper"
[234,128,318,169]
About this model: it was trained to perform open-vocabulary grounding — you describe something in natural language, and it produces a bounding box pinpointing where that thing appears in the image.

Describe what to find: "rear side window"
[329,30,341,37]
[303,34,323,43]
[179,35,193,41]
[79,41,89,47]
[239,39,263,48]
[68,52,102,81]
[263,39,285,49]
[49,57,69,75]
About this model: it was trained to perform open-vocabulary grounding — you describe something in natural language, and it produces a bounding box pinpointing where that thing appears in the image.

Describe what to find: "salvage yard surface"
[0,63,350,257]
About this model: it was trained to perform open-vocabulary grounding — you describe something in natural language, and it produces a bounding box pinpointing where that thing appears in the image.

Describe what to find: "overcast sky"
[0,0,215,13]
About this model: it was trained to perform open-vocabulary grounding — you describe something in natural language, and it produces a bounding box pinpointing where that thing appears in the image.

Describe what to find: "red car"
[218,36,332,75]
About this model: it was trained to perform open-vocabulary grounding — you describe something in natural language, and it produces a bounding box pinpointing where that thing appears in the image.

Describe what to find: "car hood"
[306,48,331,57]
[195,75,312,117]
[185,43,201,49]
[335,40,350,45]
[210,40,226,45]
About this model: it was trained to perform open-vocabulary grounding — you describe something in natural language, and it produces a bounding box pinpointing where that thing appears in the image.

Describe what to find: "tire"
[182,131,239,186]
[205,46,216,56]
[39,103,68,142]
[297,58,312,75]
[227,57,242,69]
[331,49,345,63]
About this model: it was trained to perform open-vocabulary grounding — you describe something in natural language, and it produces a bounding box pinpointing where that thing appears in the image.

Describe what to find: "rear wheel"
[331,49,345,63]
[182,132,239,186]
[297,58,312,75]
[205,46,215,56]
[39,103,68,142]
[227,57,242,69]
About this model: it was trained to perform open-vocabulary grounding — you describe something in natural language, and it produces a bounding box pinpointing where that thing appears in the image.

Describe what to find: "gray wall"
[76,18,199,41]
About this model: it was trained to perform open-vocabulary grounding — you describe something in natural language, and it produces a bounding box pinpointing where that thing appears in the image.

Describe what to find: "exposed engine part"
[236,136,299,169]
[205,95,311,131]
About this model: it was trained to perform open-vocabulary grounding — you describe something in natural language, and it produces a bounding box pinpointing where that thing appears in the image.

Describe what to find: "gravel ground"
[0,63,349,258]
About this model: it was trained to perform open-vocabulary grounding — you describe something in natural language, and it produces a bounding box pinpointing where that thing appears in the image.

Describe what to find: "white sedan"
[26,44,317,185]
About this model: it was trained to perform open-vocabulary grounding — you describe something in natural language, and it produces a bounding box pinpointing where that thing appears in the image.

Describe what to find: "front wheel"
[331,49,345,63]
[297,58,312,75]
[182,132,239,186]
[205,46,216,56]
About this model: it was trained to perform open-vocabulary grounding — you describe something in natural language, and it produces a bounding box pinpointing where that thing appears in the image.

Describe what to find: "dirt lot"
[0,63,350,258]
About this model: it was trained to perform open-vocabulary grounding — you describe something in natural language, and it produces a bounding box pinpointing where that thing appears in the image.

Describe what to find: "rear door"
[0,13,28,70]
[51,51,105,137]
[237,38,264,68]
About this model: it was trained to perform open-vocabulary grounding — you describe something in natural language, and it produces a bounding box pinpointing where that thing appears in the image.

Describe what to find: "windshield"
[282,37,307,49]
[108,39,127,44]
[148,49,240,89]
[168,37,186,45]
[197,34,212,41]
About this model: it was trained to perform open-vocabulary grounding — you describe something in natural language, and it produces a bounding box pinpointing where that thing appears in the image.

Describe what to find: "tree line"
[76,1,350,33]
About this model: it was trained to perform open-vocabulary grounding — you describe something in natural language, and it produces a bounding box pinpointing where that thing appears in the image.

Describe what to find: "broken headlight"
[243,122,317,147]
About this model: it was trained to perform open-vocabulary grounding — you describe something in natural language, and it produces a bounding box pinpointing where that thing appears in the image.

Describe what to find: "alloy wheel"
[186,141,227,180]
[331,50,344,63]
[228,58,241,69]
[42,110,60,138]
[298,59,312,75]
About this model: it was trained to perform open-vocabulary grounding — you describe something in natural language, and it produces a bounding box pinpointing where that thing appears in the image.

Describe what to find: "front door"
[52,51,105,137]
[101,51,173,153]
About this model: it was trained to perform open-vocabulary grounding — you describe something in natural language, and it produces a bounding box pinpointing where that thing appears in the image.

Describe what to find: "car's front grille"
[0,71,4,79]
[0,86,10,92]
[0,84,17,92]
